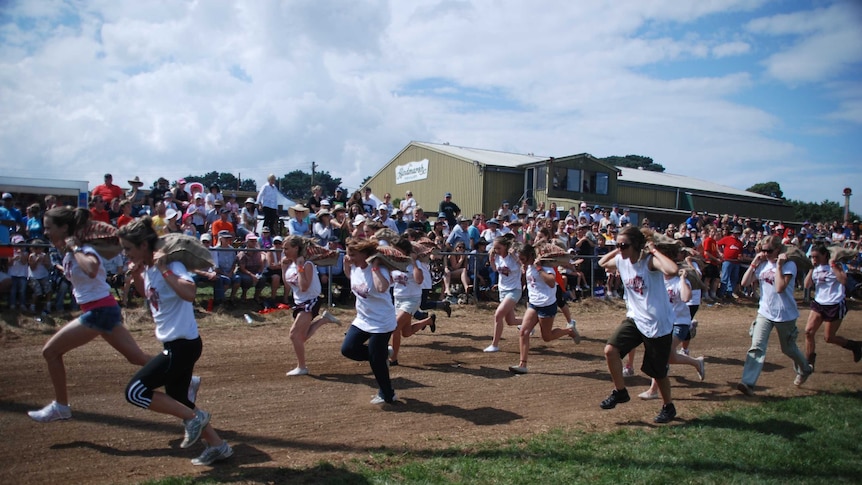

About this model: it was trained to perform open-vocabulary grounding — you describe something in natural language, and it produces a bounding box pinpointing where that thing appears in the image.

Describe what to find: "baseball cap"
[377,203,388,211]
[352,214,366,226]
[262,226,271,233]
[245,233,259,241]
[200,233,212,242]
[177,178,186,184]
[194,193,203,199]
[2,193,12,199]
[217,230,232,238]
[273,236,283,243]
[445,192,452,197]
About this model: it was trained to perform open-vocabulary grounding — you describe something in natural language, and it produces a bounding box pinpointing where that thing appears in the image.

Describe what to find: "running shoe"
[191,441,233,466]
[27,401,71,423]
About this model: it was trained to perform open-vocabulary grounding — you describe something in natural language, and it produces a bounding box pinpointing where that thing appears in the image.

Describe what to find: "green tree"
[182,172,256,192]
[278,169,342,202]
[746,181,784,199]
[600,155,665,172]
[788,199,858,224]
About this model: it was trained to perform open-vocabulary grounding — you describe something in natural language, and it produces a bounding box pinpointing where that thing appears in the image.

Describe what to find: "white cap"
[352,214,366,226]
[377,203,388,211]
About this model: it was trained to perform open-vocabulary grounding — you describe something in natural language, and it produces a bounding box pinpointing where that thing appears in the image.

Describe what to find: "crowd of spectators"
[2,172,861,313]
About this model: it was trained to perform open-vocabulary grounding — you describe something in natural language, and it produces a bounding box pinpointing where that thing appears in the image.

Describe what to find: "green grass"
[140,391,862,485]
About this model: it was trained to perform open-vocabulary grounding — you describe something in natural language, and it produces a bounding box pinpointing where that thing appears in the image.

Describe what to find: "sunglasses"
[760,247,776,253]
[617,243,631,250]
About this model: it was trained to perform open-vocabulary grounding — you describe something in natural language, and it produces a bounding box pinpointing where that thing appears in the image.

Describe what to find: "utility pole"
[311,161,317,188]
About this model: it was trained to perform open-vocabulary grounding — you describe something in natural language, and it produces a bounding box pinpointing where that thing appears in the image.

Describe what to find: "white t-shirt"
[144,261,199,343]
[350,265,397,333]
[65,245,110,304]
[392,263,422,300]
[812,264,845,305]
[615,253,674,338]
[284,261,321,304]
[417,259,433,290]
[525,264,556,307]
[755,260,799,322]
[495,253,522,292]
[665,275,692,326]
[400,198,417,222]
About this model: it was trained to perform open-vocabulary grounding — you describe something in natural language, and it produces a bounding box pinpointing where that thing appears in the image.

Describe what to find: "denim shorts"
[672,324,691,341]
[499,288,522,303]
[395,296,421,315]
[529,301,558,319]
[79,304,123,333]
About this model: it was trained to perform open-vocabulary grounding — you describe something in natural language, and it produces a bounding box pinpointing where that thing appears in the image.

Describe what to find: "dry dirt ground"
[1,296,861,485]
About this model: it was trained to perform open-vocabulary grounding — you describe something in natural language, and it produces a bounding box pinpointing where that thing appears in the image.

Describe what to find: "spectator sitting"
[205,184,224,212]
[89,195,110,224]
[205,199,224,234]
[210,207,235,239]
[126,176,147,216]
[237,233,267,301]
[375,204,399,233]
[149,177,171,207]
[238,198,259,239]
[172,178,190,210]
[259,226,274,249]
[288,204,311,236]
[186,193,208,234]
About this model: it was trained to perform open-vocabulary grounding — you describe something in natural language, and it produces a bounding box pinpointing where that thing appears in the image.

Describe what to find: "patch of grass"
[141,391,862,484]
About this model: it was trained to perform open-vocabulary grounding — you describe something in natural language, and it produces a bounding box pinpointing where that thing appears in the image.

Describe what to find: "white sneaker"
[370,392,397,404]
[187,375,201,404]
[321,310,341,325]
[286,367,309,376]
[638,390,660,400]
[181,409,211,448]
[622,365,635,377]
[483,345,500,353]
[696,357,706,381]
[508,365,528,374]
[567,320,581,344]
[388,345,394,359]
[28,401,71,422]
[191,441,233,466]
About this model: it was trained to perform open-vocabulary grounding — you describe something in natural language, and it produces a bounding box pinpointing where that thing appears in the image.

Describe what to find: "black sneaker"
[599,388,630,409]
[442,300,452,318]
[654,402,676,423]
[429,314,437,333]
[851,343,862,363]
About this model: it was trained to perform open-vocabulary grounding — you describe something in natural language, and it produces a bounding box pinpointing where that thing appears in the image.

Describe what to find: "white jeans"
[741,314,811,387]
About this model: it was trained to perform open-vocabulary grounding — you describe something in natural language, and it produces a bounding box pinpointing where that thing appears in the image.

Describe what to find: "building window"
[595,172,609,195]
[536,166,547,190]
[566,169,581,192]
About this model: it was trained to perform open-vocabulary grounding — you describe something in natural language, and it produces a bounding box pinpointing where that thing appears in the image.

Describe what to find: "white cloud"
[0,0,860,216]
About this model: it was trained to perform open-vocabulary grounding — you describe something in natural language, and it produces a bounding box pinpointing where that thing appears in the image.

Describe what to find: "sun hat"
[165,208,178,221]
[245,233,259,241]
[288,203,309,219]
[245,197,256,204]
[128,176,144,186]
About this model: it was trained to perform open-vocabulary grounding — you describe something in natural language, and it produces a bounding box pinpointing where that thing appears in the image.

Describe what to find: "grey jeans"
[741,314,811,387]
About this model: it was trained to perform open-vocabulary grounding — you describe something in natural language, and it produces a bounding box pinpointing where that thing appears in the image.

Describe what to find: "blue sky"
[1,0,860,216]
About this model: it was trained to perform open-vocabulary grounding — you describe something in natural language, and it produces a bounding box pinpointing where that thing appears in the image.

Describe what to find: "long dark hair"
[118,216,159,251]
[45,206,90,236]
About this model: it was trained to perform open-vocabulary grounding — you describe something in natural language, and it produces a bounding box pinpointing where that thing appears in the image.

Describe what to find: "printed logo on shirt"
[148,287,161,311]
[352,281,370,299]
[625,276,646,296]
[762,268,776,286]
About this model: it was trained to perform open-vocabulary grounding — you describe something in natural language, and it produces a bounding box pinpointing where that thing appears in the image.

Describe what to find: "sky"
[1,0,861,215]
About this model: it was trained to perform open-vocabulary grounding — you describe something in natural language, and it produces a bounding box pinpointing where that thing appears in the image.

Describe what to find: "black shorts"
[293,297,322,319]
[810,300,847,321]
[703,264,720,278]
[607,318,672,379]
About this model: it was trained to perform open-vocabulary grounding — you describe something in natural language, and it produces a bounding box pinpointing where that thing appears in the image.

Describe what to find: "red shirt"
[91,184,124,204]
[90,207,111,224]
[117,214,134,228]
[716,235,743,261]
[701,236,721,266]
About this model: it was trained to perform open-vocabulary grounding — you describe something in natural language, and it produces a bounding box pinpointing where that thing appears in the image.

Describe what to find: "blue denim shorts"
[529,301,558,319]
[79,304,122,333]
[499,288,522,303]
[672,324,691,341]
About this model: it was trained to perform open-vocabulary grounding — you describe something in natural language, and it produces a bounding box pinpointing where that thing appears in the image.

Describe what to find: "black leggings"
[125,337,202,410]
[419,289,446,310]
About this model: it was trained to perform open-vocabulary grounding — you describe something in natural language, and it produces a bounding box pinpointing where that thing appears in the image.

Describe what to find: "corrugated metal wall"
[366,145,486,218]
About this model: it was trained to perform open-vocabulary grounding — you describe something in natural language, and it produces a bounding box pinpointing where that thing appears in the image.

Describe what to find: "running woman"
[484,235,522,352]
[389,238,437,366]
[119,217,232,466]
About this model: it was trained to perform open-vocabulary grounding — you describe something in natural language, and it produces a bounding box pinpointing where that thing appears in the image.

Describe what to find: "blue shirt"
[0,207,13,244]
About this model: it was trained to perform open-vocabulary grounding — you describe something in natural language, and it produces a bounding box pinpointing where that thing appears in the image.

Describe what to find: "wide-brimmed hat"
[245,233,259,241]
[245,197,256,204]
[487,218,500,225]
[128,176,144,186]
[165,208,179,221]
[316,209,332,219]
[288,204,309,219]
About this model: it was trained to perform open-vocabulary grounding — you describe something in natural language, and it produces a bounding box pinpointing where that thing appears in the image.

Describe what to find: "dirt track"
[2,297,861,485]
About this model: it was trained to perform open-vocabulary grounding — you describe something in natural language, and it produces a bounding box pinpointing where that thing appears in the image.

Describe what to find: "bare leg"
[491,296,518,347]
[101,325,151,366]
[41,320,101,405]
[288,312,314,369]
[516,309,539,367]
[804,311,822,359]
[604,344,626,391]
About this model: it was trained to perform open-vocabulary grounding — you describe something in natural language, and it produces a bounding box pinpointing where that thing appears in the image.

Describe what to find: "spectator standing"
[149,178,171,207]
[172,179,190,210]
[91,173,125,205]
[126,176,147,216]
[89,196,110,224]
[439,192,461,229]
[257,175,280,234]
[361,187,381,215]
[204,184,224,213]
[737,235,813,396]
[400,190,417,222]
[717,226,744,299]
[375,204,399,233]
[210,208,235,239]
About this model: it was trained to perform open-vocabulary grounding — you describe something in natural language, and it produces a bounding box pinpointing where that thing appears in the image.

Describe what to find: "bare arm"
[155,256,197,302]
[678,271,692,303]
[598,248,619,271]
[371,262,390,293]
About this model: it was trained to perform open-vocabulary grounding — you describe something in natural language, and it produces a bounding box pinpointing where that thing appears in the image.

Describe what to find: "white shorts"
[395,296,421,315]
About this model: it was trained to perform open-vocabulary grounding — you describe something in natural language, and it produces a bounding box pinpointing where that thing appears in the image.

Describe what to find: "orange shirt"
[117,214,134,228]
[211,220,235,238]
